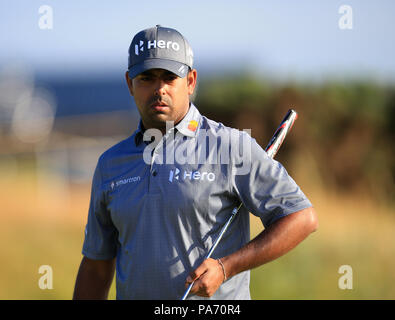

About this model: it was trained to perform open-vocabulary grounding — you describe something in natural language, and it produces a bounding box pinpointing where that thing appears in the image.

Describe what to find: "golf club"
[181,109,298,300]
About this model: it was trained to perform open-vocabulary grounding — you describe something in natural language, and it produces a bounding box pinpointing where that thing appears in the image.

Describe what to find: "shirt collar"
[134,103,202,146]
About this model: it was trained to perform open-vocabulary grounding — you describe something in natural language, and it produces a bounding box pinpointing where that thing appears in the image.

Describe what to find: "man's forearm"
[221,207,318,279]
[73,257,116,300]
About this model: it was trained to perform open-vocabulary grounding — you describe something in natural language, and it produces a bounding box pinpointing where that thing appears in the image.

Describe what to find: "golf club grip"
[181,109,298,300]
[265,109,298,157]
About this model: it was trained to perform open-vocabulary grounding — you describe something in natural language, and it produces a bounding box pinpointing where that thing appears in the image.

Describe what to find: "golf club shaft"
[181,203,242,300]
[181,109,298,300]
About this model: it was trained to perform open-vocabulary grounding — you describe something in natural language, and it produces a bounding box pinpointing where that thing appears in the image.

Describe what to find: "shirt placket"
[148,132,168,194]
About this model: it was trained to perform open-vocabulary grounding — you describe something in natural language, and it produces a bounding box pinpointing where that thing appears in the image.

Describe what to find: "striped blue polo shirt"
[82,103,312,300]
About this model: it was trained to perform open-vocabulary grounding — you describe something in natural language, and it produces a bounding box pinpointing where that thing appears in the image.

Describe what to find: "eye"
[140,76,151,81]
[164,74,178,82]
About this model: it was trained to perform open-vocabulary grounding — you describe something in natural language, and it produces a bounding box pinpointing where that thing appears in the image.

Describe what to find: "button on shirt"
[82,103,312,300]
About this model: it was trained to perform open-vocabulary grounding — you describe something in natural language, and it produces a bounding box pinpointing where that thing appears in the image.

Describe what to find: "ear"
[187,69,197,95]
[125,71,134,96]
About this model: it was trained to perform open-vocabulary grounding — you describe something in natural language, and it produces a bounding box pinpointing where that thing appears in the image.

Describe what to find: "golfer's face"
[127,68,196,132]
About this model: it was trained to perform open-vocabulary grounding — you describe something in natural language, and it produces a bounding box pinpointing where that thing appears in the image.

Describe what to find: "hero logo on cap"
[134,39,181,56]
[128,25,193,79]
[135,40,144,55]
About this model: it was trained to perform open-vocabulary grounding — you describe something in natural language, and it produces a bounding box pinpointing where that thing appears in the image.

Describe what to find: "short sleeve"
[82,159,118,260]
[230,131,312,228]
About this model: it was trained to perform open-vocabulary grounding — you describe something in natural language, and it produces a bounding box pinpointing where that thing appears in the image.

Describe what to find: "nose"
[154,79,167,96]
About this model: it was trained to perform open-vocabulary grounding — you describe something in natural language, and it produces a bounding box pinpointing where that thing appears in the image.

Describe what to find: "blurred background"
[0,0,394,299]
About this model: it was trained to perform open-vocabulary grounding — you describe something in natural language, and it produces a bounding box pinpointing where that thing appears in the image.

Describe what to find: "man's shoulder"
[200,115,239,135]
[198,113,265,168]
[199,115,253,142]
[97,133,136,166]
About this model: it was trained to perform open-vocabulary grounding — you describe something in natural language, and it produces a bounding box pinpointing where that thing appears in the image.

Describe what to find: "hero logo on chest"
[168,168,216,183]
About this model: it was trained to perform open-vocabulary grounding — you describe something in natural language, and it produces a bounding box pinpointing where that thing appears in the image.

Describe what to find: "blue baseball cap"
[128,25,194,79]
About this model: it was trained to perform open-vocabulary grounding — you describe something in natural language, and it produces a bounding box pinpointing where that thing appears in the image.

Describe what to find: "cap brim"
[128,59,189,79]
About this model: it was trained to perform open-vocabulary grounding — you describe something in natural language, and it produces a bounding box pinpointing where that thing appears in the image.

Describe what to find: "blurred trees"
[195,73,394,203]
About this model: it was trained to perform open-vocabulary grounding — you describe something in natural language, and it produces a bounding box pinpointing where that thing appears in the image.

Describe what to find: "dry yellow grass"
[1,166,394,299]
[250,184,395,299]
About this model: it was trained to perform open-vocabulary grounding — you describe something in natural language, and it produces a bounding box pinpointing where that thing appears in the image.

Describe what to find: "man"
[73,25,318,300]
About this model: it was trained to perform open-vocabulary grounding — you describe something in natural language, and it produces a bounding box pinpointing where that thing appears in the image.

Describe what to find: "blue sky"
[1,0,395,82]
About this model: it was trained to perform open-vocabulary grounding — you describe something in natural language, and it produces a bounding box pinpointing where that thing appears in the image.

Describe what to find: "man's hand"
[184,207,318,299]
[185,258,225,297]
